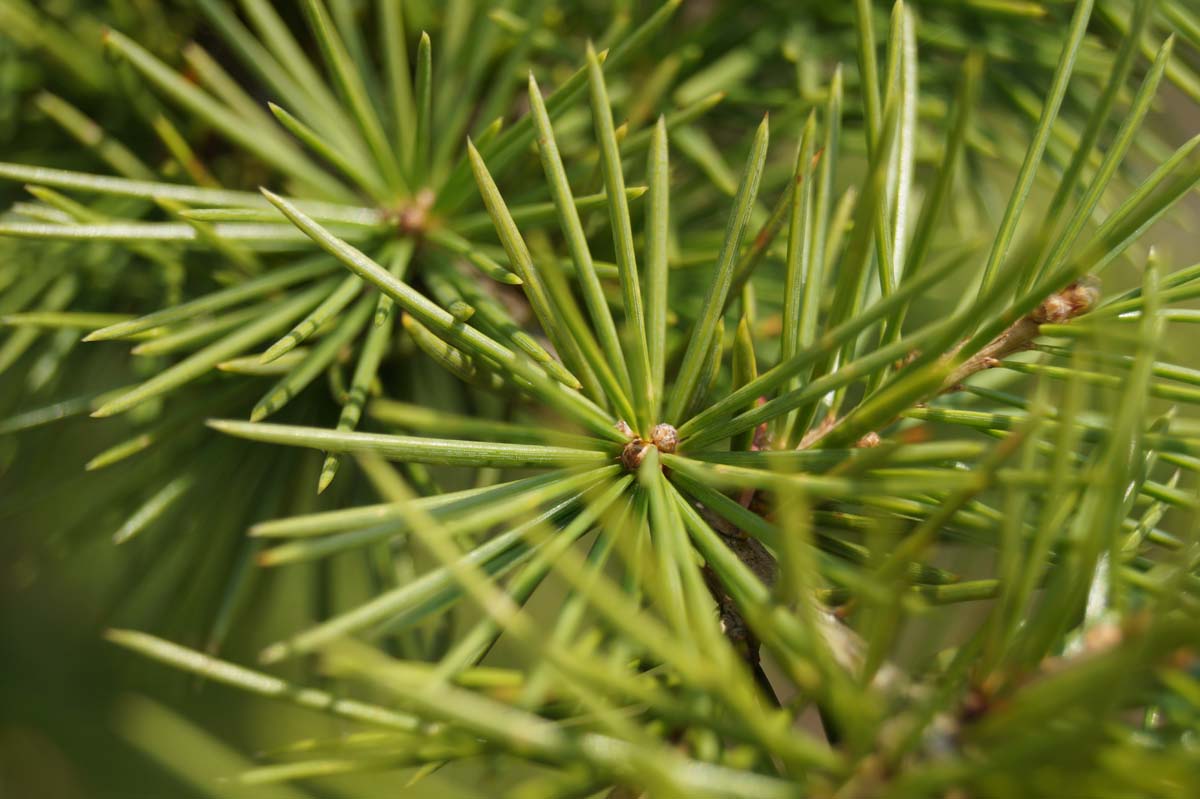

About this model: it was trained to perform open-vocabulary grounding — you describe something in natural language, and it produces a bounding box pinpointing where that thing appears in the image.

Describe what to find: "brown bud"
[650,423,678,454]
[1031,276,1100,324]
[620,438,648,470]
[394,188,436,234]
[855,432,881,448]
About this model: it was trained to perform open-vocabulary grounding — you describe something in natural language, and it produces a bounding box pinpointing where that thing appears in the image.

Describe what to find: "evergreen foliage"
[2,2,1200,797]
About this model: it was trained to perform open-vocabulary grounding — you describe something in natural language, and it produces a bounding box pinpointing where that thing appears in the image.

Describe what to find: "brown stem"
[802,277,1101,450]
[943,276,1100,392]
[695,278,1100,712]
[696,503,779,703]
